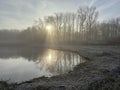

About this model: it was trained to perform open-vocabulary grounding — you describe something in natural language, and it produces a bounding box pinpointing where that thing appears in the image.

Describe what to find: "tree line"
[32,6,120,45]
[0,6,120,45]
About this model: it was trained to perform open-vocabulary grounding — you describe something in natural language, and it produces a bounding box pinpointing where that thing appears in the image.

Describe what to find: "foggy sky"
[0,0,120,30]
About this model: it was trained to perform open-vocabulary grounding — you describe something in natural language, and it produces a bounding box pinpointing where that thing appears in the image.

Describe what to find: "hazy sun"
[45,24,53,32]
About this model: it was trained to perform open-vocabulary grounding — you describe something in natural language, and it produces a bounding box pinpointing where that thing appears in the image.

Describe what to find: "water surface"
[0,48,86,83]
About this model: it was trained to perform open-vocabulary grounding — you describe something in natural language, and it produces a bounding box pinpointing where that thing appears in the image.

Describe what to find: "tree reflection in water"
[0,48,87,82]
[36,49,86,75]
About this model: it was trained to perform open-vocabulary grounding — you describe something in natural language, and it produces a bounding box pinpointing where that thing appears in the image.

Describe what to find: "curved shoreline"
[1,45,120,90]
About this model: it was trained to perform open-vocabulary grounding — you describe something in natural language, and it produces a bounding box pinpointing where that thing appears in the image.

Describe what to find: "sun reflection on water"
[46,54,52,65]
[36,49,86,75]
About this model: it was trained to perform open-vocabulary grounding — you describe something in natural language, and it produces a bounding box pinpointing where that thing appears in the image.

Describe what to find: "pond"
[0,47,86,83]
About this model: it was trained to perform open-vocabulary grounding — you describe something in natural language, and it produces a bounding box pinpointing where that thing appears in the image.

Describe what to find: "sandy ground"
[1,45,120,90]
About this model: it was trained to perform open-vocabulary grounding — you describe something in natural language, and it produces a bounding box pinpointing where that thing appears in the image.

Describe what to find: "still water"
[0,48,86,83]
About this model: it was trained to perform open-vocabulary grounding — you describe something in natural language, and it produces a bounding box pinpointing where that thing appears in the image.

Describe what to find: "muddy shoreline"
[0,45,120,90]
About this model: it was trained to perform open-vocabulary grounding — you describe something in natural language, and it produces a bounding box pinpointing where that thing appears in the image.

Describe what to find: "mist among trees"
[0,6,120,46]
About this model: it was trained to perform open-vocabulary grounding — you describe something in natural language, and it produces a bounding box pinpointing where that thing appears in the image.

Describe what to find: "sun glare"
[45,24,53,32]
[48,54,52,60]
